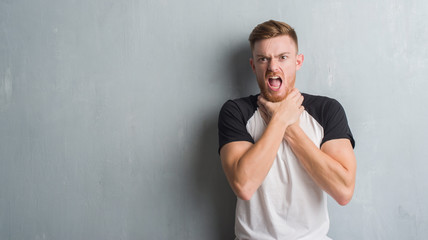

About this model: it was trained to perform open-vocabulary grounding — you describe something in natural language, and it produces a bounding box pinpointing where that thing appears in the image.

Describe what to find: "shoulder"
[218,95,259,153]
[219,94,259,121]
[302,93,355,148]
[302,93,341,110]
[302,93,345,121]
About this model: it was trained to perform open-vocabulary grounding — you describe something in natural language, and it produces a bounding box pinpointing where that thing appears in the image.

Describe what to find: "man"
[218,20,356,239]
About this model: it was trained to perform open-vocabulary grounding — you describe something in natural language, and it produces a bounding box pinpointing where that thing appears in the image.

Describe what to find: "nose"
[268,59,279,72]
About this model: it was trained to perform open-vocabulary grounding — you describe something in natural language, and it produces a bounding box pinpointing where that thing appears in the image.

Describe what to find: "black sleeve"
[321,99,355,148]
[218,100,255,153]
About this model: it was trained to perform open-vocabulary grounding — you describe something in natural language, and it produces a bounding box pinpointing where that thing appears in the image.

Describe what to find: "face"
[250,35,304,102]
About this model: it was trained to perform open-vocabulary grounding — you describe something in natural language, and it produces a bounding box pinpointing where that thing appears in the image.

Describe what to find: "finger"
[287,88,297,97]
[258,102,268,115]
[297,95,304,105]
[258,95,269,106]
[290,88,301,95]
[287,88,300,99]
[257,98,264,109]
[259,106,267,117]
[257,98,262,108]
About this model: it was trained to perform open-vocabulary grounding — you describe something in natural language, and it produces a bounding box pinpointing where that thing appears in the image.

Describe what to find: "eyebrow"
[255,52,291,58]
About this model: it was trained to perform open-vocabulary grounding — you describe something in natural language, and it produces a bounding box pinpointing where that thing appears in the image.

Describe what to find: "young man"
[218,20,356,239]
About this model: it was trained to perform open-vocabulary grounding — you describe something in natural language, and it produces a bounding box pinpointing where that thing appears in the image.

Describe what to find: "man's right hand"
[257,88,305,129]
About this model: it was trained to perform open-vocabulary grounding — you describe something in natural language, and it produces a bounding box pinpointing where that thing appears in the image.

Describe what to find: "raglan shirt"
[218,93,355,240]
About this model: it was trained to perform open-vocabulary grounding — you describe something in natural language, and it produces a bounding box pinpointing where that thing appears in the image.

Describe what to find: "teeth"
[269,76,280,79]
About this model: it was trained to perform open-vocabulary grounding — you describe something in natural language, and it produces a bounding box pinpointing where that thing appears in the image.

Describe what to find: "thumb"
[258,95,270,107]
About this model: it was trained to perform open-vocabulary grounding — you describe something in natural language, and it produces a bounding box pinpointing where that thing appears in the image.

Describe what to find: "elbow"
[237,191,253,201]
[233,182,256,201]
[334,175,356,206]
[335,186,354,206]
[337,195,352,206]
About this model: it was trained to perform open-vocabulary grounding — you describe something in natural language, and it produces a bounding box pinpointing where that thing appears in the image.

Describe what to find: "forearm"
[226,117,288,200]
[284,125,355,205]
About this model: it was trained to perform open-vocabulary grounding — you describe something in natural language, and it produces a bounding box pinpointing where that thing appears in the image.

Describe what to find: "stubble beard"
[259,86,285,102]
[257,78,294,103]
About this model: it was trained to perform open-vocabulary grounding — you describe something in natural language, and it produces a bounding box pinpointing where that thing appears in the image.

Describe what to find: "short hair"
[249,20,298,52]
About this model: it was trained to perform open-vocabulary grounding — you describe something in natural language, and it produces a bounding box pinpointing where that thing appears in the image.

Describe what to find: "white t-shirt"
[218,93,355,240]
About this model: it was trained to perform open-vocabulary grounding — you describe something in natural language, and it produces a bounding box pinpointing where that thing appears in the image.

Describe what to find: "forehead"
[252,35,297,56]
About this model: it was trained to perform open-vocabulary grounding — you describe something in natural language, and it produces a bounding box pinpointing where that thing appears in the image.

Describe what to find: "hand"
[257,88,304,128]
[284,121,302,140]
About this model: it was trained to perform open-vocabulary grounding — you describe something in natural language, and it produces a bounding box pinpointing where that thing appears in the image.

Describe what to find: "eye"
[258,57,268,62]
[280,55,288,60]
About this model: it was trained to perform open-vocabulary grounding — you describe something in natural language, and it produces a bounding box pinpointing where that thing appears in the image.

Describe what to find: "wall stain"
[0,67,12,112]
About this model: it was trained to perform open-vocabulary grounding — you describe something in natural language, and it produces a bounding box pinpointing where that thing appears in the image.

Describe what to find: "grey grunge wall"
[1,0,427,239]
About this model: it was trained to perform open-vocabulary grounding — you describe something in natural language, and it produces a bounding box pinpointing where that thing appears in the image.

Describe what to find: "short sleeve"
[321,99,355,148]
[218,100,255,153]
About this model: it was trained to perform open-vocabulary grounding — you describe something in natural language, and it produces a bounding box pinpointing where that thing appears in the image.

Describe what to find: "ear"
[296,54,304,71]
[249,58,256,73]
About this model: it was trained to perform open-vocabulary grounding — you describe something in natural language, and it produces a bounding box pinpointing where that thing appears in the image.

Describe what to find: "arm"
[284,124,356,205]
[220,89,304,201]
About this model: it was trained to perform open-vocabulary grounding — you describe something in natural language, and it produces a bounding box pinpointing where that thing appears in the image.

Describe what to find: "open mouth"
[267,76,282,91]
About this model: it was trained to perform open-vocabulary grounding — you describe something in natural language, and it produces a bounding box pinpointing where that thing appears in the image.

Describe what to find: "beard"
[257,81,287,103]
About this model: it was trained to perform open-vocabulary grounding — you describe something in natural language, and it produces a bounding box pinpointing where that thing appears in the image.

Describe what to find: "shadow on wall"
[192,115,236,239]
[190,42,255,239]
[225,41,257,98]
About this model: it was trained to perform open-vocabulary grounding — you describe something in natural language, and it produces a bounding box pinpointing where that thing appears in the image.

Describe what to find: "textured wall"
[1,0,427,239]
